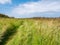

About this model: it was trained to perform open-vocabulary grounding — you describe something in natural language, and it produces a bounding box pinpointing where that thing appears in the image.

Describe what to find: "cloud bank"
[10,0,60,18]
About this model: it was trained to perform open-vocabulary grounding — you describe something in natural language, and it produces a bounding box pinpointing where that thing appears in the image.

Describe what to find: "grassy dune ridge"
[0,18,60,45]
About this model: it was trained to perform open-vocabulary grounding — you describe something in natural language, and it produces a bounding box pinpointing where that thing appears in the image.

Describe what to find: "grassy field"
[0,18,60,45]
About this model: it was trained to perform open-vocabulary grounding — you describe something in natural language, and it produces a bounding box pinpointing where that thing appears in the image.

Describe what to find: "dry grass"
[0,18,60,45]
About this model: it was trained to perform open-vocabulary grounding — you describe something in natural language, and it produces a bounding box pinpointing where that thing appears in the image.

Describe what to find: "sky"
[0,0,60,18]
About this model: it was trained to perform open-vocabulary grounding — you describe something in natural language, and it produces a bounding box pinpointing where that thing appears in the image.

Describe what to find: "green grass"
[0,18,60,45]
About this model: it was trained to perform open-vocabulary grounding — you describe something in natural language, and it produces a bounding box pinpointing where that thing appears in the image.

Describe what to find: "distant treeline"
[0,13,60,19]
[0,14,14,18]
[0,14,9,18]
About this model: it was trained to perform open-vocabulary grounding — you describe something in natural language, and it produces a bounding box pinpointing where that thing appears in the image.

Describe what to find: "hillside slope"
[0,18,60,45]
[0,14,9,18]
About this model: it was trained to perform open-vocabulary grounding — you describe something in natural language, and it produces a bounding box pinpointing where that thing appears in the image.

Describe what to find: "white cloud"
[10,0,60,18]
[12,1,60,15]
[0,0,11,4]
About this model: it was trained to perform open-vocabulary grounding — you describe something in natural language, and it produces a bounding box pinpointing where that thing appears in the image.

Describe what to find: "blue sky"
[0,0,60,18]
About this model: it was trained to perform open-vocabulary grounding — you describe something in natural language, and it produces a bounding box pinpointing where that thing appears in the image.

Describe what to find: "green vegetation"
[0,18,60,45]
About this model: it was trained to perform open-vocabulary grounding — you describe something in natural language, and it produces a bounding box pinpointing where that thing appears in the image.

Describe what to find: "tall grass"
[0,18,60,45]
[0,23,21,45]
